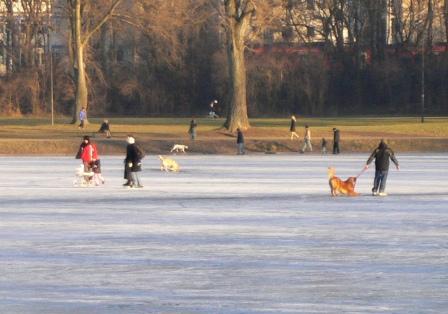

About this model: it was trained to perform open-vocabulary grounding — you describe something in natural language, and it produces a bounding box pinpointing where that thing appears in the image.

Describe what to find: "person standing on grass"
[333,128,340,154]
[78,107,87,129]
[188,118,197,140]
[289,115,299,140]
[125,135,144,188]
[364,139,399,196]
[300,125,312,153]
[236,128,245,155]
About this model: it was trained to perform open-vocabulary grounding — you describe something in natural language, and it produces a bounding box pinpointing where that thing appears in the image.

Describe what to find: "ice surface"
[0,154,447,313]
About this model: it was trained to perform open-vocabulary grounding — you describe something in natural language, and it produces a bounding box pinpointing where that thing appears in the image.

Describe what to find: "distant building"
[0,0,65,75]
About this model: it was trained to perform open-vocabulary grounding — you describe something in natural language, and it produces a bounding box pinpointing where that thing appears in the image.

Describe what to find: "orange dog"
[328,167,359,196]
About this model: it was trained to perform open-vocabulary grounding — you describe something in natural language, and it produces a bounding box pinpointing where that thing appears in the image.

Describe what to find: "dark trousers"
[333,142,340,154]
[124,162,131,181]
[373,170,389,193]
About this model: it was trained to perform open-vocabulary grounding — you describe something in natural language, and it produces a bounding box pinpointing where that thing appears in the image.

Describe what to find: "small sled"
[73,164,95,187]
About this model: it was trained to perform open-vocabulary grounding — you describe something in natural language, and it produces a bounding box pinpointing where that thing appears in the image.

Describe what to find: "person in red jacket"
[80,136,94,170]
[80,136,105,185]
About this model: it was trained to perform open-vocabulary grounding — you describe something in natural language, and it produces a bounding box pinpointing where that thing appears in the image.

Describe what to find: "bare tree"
[445,0,448,48]
[216,0,282,132]
[65,0,124,123]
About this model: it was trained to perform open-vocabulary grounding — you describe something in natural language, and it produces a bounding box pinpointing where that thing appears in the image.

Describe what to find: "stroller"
[73,161,104,187]
[73,164,95,187]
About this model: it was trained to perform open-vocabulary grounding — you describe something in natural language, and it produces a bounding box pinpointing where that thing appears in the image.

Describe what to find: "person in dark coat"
[364,140,399,196]
[333,128,340,154]
[289,115,299,140]
[124,135,144,188]
[236,128,245,155]
[321,138,327,154]
[188,118,197,140]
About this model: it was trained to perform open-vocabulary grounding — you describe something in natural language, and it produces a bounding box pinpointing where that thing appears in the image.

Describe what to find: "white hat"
[126,136,135,144]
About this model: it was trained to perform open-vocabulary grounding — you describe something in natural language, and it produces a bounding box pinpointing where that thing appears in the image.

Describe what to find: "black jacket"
[189,120,197,133]
[237,131,244,144]
[367,142,399,171]
[99,122,110,132]
[333,129,340,142]
[125,143,143,172]
[290,119,296,132]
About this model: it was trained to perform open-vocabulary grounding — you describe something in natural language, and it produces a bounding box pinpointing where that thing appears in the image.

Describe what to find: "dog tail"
[327,167,335,179]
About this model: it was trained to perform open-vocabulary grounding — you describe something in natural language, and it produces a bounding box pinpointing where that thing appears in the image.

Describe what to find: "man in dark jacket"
[236,128,245,155]
[365,140,399,196]
[333,128,340,154]
[188,118,197,140]
[125,135,144,188]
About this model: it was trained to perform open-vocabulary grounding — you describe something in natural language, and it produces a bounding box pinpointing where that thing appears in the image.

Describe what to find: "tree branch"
[81,0,123,47]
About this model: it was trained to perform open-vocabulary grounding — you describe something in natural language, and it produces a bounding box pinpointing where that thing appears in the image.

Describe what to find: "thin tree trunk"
[72,0,88,123]
[444,0,448,50]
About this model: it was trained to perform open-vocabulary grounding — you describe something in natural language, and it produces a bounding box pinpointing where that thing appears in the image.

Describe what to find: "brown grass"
[0,116,447,155]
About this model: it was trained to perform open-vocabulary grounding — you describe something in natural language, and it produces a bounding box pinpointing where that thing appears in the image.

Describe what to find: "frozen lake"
[0,154,447,313]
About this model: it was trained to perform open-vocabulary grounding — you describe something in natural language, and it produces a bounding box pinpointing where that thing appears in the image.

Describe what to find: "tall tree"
[66,0,124,123]
[219,0,279,132]
[445,0,448,48]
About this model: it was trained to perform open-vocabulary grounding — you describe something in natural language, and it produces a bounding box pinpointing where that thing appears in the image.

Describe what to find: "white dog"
[159,155,180,172]
[170,144,188,153]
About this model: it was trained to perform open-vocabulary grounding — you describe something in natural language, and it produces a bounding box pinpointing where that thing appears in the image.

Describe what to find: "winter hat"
[126,136,135,144]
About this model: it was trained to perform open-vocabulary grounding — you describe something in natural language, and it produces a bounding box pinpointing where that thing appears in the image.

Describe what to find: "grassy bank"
[0,116,447,155]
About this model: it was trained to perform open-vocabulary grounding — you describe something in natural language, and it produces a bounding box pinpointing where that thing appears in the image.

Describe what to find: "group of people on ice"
[75,134,399,196]
[76,135,145,188]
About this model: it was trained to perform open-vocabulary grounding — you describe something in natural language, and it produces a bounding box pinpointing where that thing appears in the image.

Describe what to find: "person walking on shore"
[289,115,299,140]
[333,128,340,154]
[364,140,399,196]
[188,118,197,140]
[300,125,312,153]
[78,107,87,129]
[236,128,245,155]
[321,138,327,154]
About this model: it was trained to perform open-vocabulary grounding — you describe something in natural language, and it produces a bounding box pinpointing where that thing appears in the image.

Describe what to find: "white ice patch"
[0,154,447,313]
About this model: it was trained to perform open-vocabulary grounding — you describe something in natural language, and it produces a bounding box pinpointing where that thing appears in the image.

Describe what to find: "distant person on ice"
[98,119,111,138]
[125,135,144,188]
[236,128,245,155]
[289,115,299,140]
[333,128,340,154]
[79,136,94,182]
[77,136,104,185]
[78,107,87,129]
[364,140,399,196]
[300,125,312,153]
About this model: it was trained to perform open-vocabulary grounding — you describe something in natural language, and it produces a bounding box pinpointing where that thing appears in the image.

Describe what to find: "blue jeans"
[373,170,388,193]
[237,143,245,155]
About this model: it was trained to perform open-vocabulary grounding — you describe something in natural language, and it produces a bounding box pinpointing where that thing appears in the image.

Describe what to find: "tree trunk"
[224,1,251,132]
[444,0,448,50]
[71,0,88,124]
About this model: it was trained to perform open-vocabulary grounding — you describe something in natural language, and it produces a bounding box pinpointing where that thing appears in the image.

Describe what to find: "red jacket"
[81,144,95,163]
